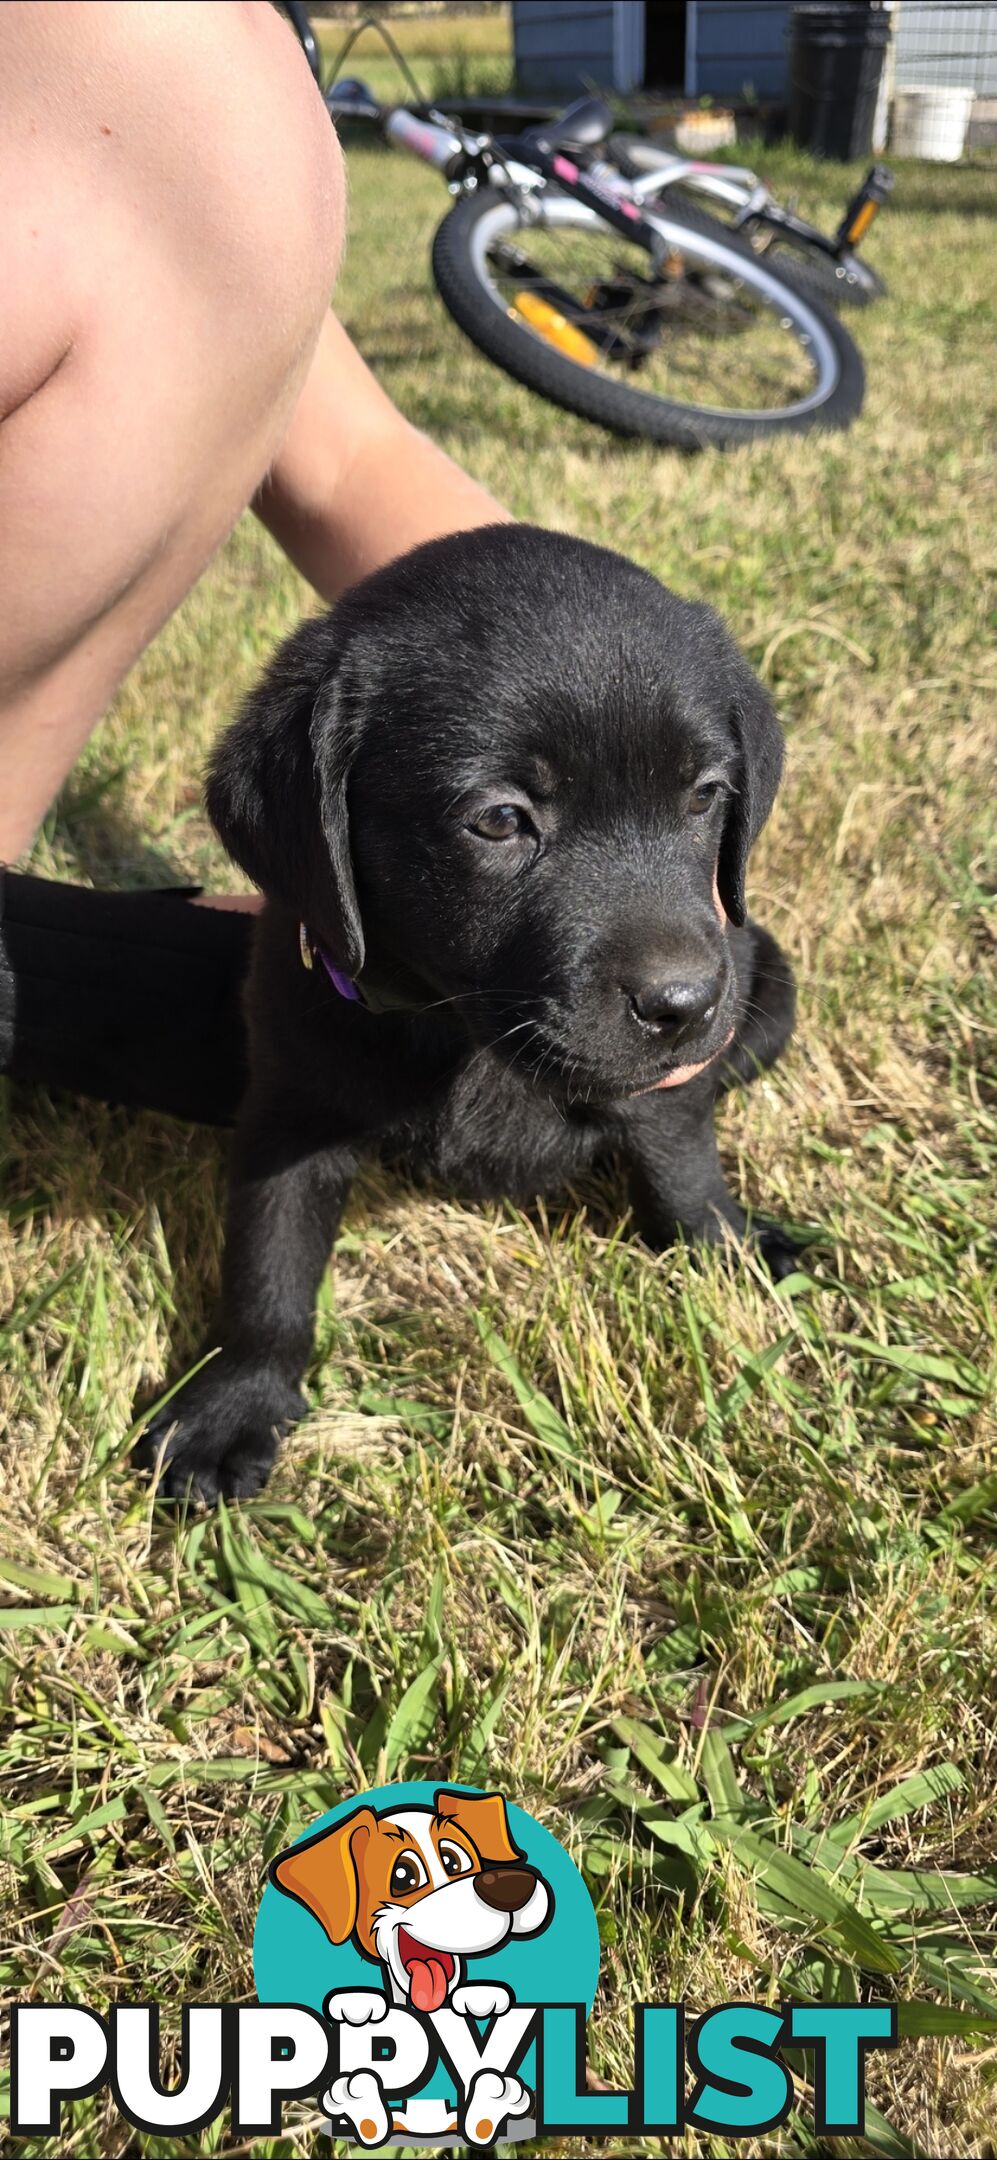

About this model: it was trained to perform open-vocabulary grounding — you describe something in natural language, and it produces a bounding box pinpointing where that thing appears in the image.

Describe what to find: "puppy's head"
[208,525,782,1101]
[271,1790,550,2010]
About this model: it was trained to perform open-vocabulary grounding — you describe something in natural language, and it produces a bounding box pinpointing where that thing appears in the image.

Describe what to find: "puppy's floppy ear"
[205,618,365,978]
[308,676,365,978]
[435,1789,524,1867]
[270,1806,377,1945]
[717,662,784,928]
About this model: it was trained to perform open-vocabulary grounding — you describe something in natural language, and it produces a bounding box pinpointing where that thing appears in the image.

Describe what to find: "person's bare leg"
[0,0,345,863]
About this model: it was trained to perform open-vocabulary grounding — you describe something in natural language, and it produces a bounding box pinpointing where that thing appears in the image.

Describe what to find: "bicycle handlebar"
[323,73,476,179]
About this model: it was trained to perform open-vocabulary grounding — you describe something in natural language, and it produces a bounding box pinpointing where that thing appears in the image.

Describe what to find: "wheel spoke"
[452,191,848,428]
[486,220,817,411]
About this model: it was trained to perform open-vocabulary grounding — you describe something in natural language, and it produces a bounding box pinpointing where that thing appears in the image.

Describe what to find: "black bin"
[788,3,890,161]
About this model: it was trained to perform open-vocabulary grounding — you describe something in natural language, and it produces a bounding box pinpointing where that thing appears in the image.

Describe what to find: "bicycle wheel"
[432,191,864,450]
[749,233,887,310]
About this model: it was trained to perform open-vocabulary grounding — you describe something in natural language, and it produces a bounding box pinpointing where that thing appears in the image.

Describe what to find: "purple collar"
[315,942,364,1004]
[299,921,429,1015]
[299,921,365,1004]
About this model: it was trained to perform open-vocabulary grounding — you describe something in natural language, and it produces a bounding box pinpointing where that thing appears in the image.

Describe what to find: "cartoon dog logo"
[271,1788,552,2144]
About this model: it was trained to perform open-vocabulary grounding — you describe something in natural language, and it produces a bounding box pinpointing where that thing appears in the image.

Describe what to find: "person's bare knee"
[0,1,344,857]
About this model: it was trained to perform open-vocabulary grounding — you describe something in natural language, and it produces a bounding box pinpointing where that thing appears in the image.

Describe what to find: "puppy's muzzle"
[474,1866,538,1913]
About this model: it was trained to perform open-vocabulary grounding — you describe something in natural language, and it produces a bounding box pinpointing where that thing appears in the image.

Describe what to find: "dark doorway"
[642,0,687,92]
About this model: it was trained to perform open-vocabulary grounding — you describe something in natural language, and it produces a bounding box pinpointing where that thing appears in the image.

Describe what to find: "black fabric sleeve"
[0,870,253,1126]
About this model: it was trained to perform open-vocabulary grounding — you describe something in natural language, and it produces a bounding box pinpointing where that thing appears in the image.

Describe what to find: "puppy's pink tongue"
[410,1957,448,2013]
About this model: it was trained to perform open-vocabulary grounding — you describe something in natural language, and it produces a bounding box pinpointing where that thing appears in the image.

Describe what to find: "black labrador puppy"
[136,525,800,1500]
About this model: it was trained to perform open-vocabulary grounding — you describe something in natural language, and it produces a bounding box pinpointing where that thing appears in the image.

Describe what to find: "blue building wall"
[511,1,617,95]
[513,2,997,107]
[692,1,793,99]
[512,0,795,99]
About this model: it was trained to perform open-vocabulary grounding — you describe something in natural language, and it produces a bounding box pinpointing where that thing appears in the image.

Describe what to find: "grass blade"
[722,1679,882,1742]
[831,1336,985,1395]
[699,1728,746,1819]
[0,1560,79,1601]
[712,1822,902,1976]
[476,1318,583,1476]
[610,1715,699,1805]
[384,1658,442,1776]
[824,1763,964,1852]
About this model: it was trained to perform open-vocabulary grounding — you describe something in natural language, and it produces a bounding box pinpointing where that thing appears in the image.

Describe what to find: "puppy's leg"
[133,1094,356,1501]
[624,1087,802,1280]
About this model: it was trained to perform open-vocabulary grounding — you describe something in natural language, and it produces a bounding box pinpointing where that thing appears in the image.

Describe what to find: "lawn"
[2,134,996,2160]
[313,8,512,106]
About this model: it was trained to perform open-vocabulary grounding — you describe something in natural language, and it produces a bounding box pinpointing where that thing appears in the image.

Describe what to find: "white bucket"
[891,85,974,162]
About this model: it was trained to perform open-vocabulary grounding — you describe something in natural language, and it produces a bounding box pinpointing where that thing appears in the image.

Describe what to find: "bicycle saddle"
[525,95,615,153]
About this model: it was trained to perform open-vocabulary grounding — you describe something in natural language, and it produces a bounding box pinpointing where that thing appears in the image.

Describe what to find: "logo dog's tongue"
[409,1954,448,2013]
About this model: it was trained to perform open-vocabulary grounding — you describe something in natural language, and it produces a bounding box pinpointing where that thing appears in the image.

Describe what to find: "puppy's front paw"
[451,1982,512,2021]
[325,1989,389,2026]
[696,1201,811,1283]
[132,1359,305,1503]
[462,2069,532,2147]
[323,2070,389,2145]
[751,1215,810,1282]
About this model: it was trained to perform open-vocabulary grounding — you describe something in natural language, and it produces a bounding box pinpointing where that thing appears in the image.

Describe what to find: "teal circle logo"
[254,1781,600,2144]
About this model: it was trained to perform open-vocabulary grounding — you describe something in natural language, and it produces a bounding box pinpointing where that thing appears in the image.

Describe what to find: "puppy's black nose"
[627,971,721,1043]
[474,1866,537,1913]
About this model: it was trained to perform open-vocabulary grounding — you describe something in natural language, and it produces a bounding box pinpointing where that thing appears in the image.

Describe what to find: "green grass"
[2,145,996,2159]
[315,9,512,106]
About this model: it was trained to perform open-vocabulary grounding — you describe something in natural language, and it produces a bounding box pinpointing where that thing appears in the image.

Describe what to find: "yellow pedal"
[510,292,599,365]
[845,198,879,245]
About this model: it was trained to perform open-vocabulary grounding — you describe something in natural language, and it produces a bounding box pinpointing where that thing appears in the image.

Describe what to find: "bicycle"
[610,134,891,310]
[287,5,867,452]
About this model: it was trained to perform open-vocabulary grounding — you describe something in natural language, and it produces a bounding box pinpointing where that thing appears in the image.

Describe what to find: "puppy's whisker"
[745,968,806,992]
[519,1035,570,1118]
[460,1018,539,1085]
[558,1054,584,1112]
[407,986,537,1019]
[531,1048,566,1119]
[738,997,781,1029]
[409,991,504,1015]
[500,1027,559,1097]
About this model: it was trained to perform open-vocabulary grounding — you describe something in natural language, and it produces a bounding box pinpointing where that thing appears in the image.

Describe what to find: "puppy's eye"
[438,1840,474,1879]
[390,1852,427,1897]
[688,779,724,816]
[469,804,531,841]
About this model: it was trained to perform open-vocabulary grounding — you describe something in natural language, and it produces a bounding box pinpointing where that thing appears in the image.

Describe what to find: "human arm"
[253,310,512,602]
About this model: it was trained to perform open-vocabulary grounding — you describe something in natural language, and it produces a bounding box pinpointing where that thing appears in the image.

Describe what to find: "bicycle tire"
[432,190,865,450]
[753,237,887,311]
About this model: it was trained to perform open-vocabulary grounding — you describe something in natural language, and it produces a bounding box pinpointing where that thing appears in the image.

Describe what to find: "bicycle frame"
[623,155,891,266]
[627,155,769,214]
[611,142,826,237]
[298,0,887,275]
[329,85,746,268]
[313,0,888,292]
